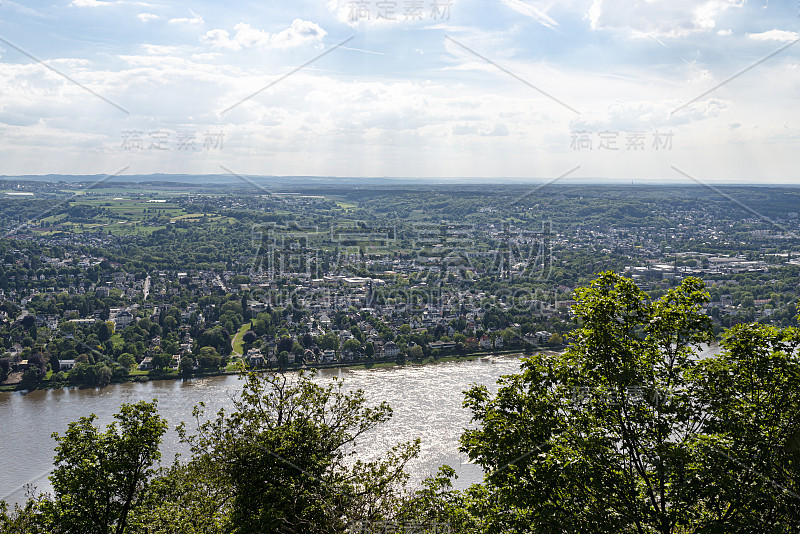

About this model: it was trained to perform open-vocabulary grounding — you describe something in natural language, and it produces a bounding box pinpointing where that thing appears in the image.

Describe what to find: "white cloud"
[589,0,743,39]
[453,124,476,135]
[201,29,241,50]
[747,29,799,42]
[569,99,728,132]
[231,23,271,48]
[270,19,327,49]
[140,44,192,56]
[3,1,46,17]
[70,0,115,6]
[1,51,797,179]
[3,0,800,180]
[202,20,326,51]
[499,0,559,30]
[169,10,203,25]
[482,123,510,136]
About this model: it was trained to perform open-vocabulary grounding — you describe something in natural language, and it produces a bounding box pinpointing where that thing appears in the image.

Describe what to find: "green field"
[30,195,228,236]
[232,321,253,355]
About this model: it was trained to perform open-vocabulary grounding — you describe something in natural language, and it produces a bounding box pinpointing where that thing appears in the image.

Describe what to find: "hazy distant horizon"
[2,174,800,187]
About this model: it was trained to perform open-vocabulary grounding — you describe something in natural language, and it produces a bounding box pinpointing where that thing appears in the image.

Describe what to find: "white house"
[384,342,399,359]
[113,310,135,328]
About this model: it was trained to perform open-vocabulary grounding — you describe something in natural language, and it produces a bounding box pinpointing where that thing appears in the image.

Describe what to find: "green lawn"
[232,321,253,355]
[110,333,124,350]
[225,357,243,372]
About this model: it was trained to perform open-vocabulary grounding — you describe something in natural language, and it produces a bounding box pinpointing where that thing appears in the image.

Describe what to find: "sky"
[0,0,798,182]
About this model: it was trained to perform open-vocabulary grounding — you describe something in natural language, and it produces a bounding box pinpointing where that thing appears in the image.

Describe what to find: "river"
[0,355,527,506]
[0,345,723,506]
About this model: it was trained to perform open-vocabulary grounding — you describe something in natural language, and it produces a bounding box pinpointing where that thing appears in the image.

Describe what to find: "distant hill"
[0,174,661,186]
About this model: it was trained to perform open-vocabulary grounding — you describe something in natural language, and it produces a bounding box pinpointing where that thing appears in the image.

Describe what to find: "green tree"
[0,494,51,534]
[126,462,227,534]
[242,330,257,345]
[350,325,365,343]
[316,331,340,352]
[162,316,177,332]
[454,272,800,533]
[178,369,420,533]
[98,321,115,342]
[151,352,172,372]
[47,401,167,534]
[20,366,43,390]
[197,326,231,356]
[196,346,221,370]
[179,355,195,376]
[0,359,10,383]
[343,338,361,355]
[395,466,479,533]
[690,322,800,529]
[117,353,136,371]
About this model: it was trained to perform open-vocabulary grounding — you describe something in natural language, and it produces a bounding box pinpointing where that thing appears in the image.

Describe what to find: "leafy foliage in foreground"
[445,272,800,533]
[1,370,421,534]
[3,273,800,533]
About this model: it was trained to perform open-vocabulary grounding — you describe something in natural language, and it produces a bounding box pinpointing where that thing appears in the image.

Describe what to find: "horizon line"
[1,174,799,186]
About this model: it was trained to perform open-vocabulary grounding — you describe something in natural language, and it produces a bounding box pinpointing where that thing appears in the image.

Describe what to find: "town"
[1,180,799,389]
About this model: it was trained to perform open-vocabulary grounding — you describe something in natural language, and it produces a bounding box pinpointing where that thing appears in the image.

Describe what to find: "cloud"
[482,123,509,136]
[499,0,559,30]
[452,124,476,135]
[70,0,116,6]
[270,19,327,49]
[569,99,728,132]
[3,1,46,17]
[202,20,326,51]
[3,0,799,180]
[230,23,271,48]
[202,29,241,50]
[747,29,799,42]
[588,0,743,39]
[169,10,204,25]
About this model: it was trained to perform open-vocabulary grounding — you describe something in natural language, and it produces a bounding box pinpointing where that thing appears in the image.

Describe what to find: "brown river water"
[0,355,527,505]
[0,345,722,506]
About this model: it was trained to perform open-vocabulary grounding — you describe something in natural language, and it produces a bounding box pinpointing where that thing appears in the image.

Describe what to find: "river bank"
[0,353,533,505]
[0,347,565,393]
